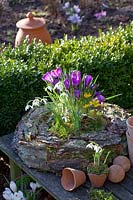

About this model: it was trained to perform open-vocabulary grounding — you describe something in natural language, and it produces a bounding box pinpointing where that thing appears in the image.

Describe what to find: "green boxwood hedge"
[0,22,133,136]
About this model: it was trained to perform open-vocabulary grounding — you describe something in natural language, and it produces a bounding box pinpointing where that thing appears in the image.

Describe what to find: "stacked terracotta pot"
[126,116,133,166]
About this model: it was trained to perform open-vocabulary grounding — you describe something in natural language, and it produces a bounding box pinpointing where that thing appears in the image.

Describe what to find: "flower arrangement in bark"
[41,67,107,138]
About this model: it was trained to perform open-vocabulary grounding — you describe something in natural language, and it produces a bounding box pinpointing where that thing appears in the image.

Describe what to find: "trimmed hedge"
[0,22,133,136]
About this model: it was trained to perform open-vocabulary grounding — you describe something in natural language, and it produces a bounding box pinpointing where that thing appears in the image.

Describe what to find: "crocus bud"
[74,89,81,99]
[71,70,81,87]
[84,75,93,88]
[64,79,70,90]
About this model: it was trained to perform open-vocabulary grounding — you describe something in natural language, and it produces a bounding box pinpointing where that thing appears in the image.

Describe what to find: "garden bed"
[0,0,133,45]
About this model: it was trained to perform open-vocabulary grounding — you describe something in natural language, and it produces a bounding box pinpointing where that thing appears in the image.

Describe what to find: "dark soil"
[0,0,133,45]
[0,152,10,199]
[0,0,133,198]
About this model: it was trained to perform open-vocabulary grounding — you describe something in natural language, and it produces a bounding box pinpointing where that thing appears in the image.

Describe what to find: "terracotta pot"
[126,131,133,166]
[61,167,86,191]
[88,173,107,188]
[126,116,133,137]
[15,12,52,47]
[108,164,125,183]
[113,155,131,172]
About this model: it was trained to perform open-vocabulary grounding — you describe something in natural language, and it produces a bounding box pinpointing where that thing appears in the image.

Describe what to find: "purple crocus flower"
[94,11,107,20]
[64,79,70,90]
[67,14,82,24]
[74,89,81,99]
[73,5,80,13]
[84,75,93,88]
[63,2,70,10]
[42,72,53,83]
[51,67,62,78]
[94,91,105,103]
[53,79,59,86]
[96,94,105,103]
[71,70,81,87]
[94,91,101,97]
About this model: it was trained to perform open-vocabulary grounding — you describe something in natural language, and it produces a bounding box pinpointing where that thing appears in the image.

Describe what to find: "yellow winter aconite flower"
[84,92,91,98]
[89,100,100,107]
[83,103,90,108]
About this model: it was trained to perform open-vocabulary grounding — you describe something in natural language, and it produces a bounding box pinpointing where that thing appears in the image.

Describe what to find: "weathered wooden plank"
[127,167,133,179]
[0,133,89,200]
[120,176,133,194]
[105,181,133,200]
[1,133,133,200]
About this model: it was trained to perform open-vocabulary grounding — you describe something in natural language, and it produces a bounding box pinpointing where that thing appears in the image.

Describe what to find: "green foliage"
[88,163,109,175]
[89,188,116,200]
[15,174,32,192]
[0,22,133,136]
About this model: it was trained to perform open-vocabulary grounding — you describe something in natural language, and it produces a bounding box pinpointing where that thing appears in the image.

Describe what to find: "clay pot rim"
[61,167,86,191]
[87,173,108,176]
[126,116,133,128]
[16,12,46,29]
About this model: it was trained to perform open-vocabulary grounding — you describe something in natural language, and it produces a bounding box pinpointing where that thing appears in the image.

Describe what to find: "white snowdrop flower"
[30,182,37,193]
[45,85,53,92]
[54,81,64,92]
[10,181,17,193]
[86,143,94,150]
[36,182,41,188]
[32,98,40,107]
[41,98,47,105]
[94,145,102,153]
[25,104,31,111]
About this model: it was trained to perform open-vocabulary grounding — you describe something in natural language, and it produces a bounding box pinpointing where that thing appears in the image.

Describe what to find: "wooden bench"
[0,133,133,200]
